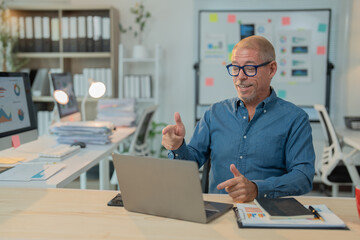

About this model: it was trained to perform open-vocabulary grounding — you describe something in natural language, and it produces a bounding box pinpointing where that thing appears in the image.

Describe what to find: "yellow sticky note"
[0,157,25,164]
[209,13,218,22]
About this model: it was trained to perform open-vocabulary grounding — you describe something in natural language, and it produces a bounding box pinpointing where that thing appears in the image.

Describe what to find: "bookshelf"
[118,44,161,105]
[9,6,119,103]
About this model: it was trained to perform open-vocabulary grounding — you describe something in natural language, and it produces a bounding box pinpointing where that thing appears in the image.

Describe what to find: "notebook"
[112,154,233,223]
[254,198,313,219]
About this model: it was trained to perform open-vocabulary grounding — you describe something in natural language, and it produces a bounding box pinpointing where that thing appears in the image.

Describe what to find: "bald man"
[162,36,315,203]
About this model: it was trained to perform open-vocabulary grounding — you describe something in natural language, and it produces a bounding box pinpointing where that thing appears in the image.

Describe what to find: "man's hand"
[161,112,186,150]
[216,164,258,203]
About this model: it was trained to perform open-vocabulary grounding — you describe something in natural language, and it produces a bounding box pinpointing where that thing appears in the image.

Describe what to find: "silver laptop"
[112,154,233,223]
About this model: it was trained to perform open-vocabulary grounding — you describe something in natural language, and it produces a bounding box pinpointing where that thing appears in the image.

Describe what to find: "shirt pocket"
[255,135,286,168]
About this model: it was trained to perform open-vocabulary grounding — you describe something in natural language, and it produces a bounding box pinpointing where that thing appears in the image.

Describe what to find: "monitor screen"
[0,72,38,150]
[50,72,81,122]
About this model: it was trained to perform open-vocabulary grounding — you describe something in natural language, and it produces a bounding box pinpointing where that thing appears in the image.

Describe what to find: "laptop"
[112,154,233,223]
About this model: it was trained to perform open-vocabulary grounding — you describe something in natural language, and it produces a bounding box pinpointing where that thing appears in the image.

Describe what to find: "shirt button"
[264,109,267,113]
[243,135,247,139]
[264,194,267,198]
[240,156,243,159]
[243,116,246,119]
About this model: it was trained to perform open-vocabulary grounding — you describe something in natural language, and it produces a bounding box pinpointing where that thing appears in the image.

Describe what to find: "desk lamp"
[81,78,106,121]
[51,89,70,124]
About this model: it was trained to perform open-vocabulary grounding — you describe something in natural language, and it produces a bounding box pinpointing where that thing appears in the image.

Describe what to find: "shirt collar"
[235,87,278,111]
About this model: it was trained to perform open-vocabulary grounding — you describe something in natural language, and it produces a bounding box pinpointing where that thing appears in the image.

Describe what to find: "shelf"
[123,58,156,63]
[32,96,108,103]
[16,52,111,59]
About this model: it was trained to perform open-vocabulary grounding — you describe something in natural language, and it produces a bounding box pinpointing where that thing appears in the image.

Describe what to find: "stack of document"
[96,98,136,127]
[50,121,114,145]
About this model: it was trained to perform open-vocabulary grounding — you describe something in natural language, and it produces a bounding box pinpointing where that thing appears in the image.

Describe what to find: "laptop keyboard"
[206,209,218,218]
[204,201,220,219]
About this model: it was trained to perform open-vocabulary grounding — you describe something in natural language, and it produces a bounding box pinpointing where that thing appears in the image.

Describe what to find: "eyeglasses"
[226,61,271,77]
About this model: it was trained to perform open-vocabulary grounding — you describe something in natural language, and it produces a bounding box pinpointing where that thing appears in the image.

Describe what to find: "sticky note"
[228,52,232,62]
[228,43,235,52]
[278,90,286,99]
[11,135,21,148]
[227,14,236,23]
[209,14,218,22]
[318,23,327,32]
[317,46,326,55]
[282,17,290,26]
[238,20,242,25]
[268,19,272,23]
[205,77,214,86]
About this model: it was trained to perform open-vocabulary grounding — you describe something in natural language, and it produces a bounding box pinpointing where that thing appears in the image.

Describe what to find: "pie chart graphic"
[18,109,24,121]
[14,84,21,96]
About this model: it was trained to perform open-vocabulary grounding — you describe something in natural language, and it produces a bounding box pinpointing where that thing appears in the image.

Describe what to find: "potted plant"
[0,1,27,72]
[119,2,151,58]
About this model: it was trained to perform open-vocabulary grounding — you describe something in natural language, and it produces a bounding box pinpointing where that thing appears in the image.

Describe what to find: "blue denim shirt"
[171,90,315,198]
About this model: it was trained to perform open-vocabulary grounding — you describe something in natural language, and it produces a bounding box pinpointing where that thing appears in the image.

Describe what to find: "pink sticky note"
[11,135,21,148]
[205,77,214,86]
[227,14,236,23]
[282,17,290,26]
[317,46,326,55]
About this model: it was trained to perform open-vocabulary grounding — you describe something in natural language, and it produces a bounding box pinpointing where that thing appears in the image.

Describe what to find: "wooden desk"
[0,127,135,190]
[0,188,359,239]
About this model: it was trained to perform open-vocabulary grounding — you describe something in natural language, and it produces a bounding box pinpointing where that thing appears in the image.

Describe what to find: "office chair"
[314,104,360,197]
[110,105,158,186]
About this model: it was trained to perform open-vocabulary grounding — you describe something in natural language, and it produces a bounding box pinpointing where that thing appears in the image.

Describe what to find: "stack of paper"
[96,98,136,127]
[50,121,114,145]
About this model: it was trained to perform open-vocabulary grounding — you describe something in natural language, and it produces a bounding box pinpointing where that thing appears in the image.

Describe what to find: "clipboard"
[233,204,348,229]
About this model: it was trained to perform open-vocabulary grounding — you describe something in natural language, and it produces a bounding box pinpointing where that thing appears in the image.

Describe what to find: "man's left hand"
[216,164,258,203]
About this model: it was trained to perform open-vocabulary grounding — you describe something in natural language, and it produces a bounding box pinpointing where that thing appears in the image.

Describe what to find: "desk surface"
[338,128,360,150]
[0,127,135,188]
[0,188,359,240]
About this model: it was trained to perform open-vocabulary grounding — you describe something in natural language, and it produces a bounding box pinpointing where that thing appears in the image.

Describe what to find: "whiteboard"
[197,10,331,108]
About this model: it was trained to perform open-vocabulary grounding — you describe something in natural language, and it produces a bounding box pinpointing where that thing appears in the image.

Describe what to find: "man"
[162,35,315,202]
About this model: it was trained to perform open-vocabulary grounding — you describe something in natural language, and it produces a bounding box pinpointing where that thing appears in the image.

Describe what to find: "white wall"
[6,0,357,144]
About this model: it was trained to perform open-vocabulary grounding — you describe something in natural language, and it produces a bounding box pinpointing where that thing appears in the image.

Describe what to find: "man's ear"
[269,61,277,79]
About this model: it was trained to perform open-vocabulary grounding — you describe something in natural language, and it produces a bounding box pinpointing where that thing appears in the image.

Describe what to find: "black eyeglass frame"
[226,61,271,77]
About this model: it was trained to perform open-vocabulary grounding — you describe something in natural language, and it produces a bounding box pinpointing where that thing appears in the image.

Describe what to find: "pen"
[309,205,324,221]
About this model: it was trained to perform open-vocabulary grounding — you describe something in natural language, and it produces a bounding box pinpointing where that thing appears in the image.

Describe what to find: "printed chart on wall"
[197,10,330,118]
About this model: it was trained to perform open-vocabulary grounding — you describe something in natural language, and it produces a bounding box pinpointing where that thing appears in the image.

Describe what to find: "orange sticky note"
[317,46,326,55]
[11,135,21,148]
[282,17,290,26]
[227,14,236,23]
[205,77,214,86]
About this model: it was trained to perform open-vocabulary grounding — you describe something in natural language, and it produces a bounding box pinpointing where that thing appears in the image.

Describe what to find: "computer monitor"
[0,72,38,151]
[50,72,81,122]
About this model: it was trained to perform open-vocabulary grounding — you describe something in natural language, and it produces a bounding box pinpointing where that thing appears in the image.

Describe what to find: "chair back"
[129,105,157,155]
[314,104,344,185]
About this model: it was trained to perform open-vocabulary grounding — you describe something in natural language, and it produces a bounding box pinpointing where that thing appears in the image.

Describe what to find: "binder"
[31,68,50,97]
[77,16,87,52]
[42,16,51,52]
[69,16,78,52]
[33,16,43,52]
[86,16,94,52]
[234,204,347,229]
[93,16,102,52]
[10,16,19,52]
[101,17,110,52]
[106,68,112,97]
[50,17,59,52]
[61,17,70,52]
[25,16,34,52]
[18,16,26,52]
